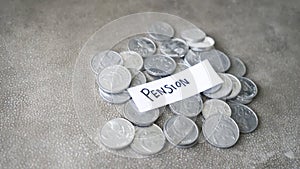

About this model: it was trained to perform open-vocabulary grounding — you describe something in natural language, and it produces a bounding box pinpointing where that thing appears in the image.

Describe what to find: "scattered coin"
[202,114,239,148]
[148,21,174,41]
[173,62,190,74]
[202,99,232,119]
[184,50,200,66]
[181,28,206,42]
[196,49,231,72]
[227,56,246,77]
[97,65,131,93]
[128,37,156,57]
[187,36,215,51]
[123,100,160,126]
[100,118,135,149]
[120,51,143,70]
[144,54,176,76]
[91,50,123,74]
[203,73,233,99]
[231,97,253,104]
[98,88,130,104]
[160,38,188,58]
[222,74,242,100]
[169,94,203,118]
[130,124,166,155]
[203,84,222,94]
[128,68,147,87]
[228,102,258,133]
[236,77,258,100]
[143,70,161,82]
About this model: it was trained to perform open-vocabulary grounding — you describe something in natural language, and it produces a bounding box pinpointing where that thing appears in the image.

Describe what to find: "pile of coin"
[91,21,259,155]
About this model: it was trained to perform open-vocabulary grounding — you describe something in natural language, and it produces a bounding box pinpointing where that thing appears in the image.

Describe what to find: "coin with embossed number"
[120,51,143,70]
[100,118,135,149]
[98,88,130,104]
[123,100,160,126]
[160,38,188,58]
[202,114,239,148]
[227,56,246,77]
[181,28,206,42]
[91,50,123,74]
[203,73,233,99]
[148,21,174,41]
[144,54,176,76]
[164,115,199,147]
[228,102,258,133]
[236,77,258,100]
[128,37,156,57]
[202,99,232,119]
[98,65,131,93]
[130,124,166,155]
[222,74,241,100]
[169,94,203,118]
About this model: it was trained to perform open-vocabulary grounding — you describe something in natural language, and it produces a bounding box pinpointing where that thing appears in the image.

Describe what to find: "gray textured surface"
[0,0,299,168]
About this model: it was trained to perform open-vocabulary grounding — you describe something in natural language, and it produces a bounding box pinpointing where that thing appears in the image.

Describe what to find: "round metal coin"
[202,99,232,119]
[236,77,258,100]
[128,37,156,57]
[227,56,246,77]
[128,68,147,87]
[196,49,231,72]
[169,94,203,118]
[187,36,215,51]
[222,74,242,100]
[228,102,258,133]
[100,118,135,149]
[184,50,200,66]
[160,38,188,58]
[173,62,190,74]
[120,51,143,70]
[123,100,160,126]
[91,50,123,74]
[181,28,206,42]
[148,21,174,41]
[202,114,239,148]
[144,54,176,76]
[97,65,131,93]
[130,124,166,155]
[98,88,130,104]
[203,73,233,99]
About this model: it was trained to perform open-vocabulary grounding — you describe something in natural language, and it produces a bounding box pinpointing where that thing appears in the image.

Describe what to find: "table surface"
[0,0,299,168]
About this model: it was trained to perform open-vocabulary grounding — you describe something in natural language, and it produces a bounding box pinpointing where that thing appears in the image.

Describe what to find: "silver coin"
[143,70,161,82]
[184,50,200,66]
[222,74,242,100]
[181,28,206,42]
[128,37,156,57]
[203,84,222,94]
[236,77,258,100]
[120,51,143,70]
[130,124,166,155]
[98,88,130,104]
[128,68,147,87]
[160,38,188,58]
[100,118,135,149]
[144,54,176,76]
[97,65,131,93]
[173,62,190,74]
[169,94,203,118]
[196,49,231,72]
[91,50,123,74]
[148,21,174,41]
[202,99,232,119]
[202,114,239,148]
[227,56,246,77]
[231,97,253,104]
[203,73,233,99]
[164,115,199,146]
[123,100,160,126]
[187,36,215,51]
[228,102,258,133]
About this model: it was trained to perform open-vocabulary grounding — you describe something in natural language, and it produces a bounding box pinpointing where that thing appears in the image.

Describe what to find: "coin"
[196,49,231,72]
[184,50,200,66]
[98,65,131,93]
[181,28,206,42]
[123,100,160,126]
[128,37,156,57]
[144,54,176,76]
[173,62,190,74]
[203,84,222,94]
[228,102,258,133]
[128,68,147,87]
[203,73,233,99]
[236,77,258,100]
[187,36,215,51]
[222,74,242,100]
[160,38,188,58]
[100,118,135,149]
[91,50,123,74]
[169,94,203,118]
[231,97,253,104]
[148,21,174,41]
[143,70,161,82]
[120,51,143,70]
[226,56,246,77]
[164,115,199,146]
[98,88,130,104]
[202,114,239,148]
[202,99,232,119]
[130,124,166,155]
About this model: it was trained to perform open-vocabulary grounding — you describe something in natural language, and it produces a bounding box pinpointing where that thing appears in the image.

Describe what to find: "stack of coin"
[92,21,259,154]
